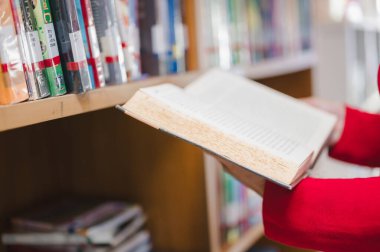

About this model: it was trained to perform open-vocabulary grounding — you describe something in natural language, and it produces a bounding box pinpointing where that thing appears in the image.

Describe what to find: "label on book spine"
[88,25,100,58]
[26,31,43,64]
[43,23,60,58]
[69,30,87,63]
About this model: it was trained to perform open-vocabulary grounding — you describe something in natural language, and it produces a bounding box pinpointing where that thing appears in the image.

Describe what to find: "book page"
[185,69,337,163]
[140,83,313,166]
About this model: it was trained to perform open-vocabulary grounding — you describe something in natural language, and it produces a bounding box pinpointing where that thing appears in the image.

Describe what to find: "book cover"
[90,0,127,85]
[49,0,92,93]
[33,0,67,96]
[79,0,105,88]
[10,0,51,100]
[0,0,29,105]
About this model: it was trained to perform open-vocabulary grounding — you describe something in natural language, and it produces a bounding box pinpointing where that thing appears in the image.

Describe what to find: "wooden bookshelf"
[0,72,199,133]
[0,68,314,252]
[0,54,317,133]
[232,52,316,80]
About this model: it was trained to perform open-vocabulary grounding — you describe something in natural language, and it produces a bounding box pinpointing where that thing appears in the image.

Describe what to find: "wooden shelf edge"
[231,51,316,79]
[0,72,200,132]
[221,223,264,252]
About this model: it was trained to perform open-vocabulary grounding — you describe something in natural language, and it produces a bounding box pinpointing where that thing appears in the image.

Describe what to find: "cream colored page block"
[123,89,299,185]
[140,84,313,164]
[185,69,337,162]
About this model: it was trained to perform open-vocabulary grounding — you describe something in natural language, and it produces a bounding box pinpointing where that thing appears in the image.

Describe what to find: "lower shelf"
[221,223,264,252]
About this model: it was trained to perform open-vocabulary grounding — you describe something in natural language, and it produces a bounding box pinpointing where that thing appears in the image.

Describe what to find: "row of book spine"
[197,0,312,69]
[219,171,262,246]
[0,0,141,105]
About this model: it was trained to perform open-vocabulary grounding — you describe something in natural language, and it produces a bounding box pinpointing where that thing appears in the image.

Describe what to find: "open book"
[117,70,337,189]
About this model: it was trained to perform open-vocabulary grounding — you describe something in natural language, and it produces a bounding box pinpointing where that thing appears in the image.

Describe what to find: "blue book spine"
[75,0,95,89]
[167,0,177,73]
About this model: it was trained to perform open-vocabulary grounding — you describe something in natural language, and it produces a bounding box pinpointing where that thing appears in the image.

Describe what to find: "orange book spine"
[0,0,29,105]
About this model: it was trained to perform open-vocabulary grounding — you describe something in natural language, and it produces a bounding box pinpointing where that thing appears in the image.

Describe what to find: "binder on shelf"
[90,0,127,85]
[76,0,106,89]
[49,0,93,93]
[33,0,67,96]
[0,0,29,105]
[10,0,51,100]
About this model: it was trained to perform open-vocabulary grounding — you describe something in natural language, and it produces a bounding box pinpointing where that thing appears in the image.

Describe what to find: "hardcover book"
[117,70,337,189]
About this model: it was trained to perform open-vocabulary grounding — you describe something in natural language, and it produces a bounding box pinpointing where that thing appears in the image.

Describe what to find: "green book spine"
[33,0,66,96]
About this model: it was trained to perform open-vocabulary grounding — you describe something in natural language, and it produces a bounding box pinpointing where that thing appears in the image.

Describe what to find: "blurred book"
[138,0,187,77]
[3,199,150,252]
[196,0,312,69]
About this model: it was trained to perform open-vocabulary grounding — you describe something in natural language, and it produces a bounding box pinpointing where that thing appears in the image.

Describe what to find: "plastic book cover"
[19,0,52,98]
[10,0,51,100]
[90,0,127,85]
[127,0,142,80]
[49,0,92,93]
[0,0,29,105]
[33,0,67,96]
[116,0,142,80]
[78,0,105,88]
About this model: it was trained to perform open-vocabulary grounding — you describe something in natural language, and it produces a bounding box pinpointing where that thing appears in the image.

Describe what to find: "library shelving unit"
[0,1,315,252]
[0,53,315,252]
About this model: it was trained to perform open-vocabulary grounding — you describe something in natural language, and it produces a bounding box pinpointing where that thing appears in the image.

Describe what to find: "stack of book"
[220,172,262,245]
[2,199,151,252]
[196,0,312,69]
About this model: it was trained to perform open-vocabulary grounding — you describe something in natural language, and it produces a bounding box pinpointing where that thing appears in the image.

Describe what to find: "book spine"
[0,0,29,105]
[33,0,67,96]
[49,0,92,93]
[166,0,186,74]
[90,0,127,85]
[79,0,106,88]
[19,0,51,99]
[74,0,95,89]
[11,218,56,232]
[10,0,51,100]
[58,202,128,232]
[116,0,132,79]
[127,0,142,80]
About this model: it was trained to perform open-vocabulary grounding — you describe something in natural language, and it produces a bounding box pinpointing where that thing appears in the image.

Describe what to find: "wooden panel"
[257,69,313,98]
[232,52,316,80]
[0,120,69,234]
[57,109,210,252]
